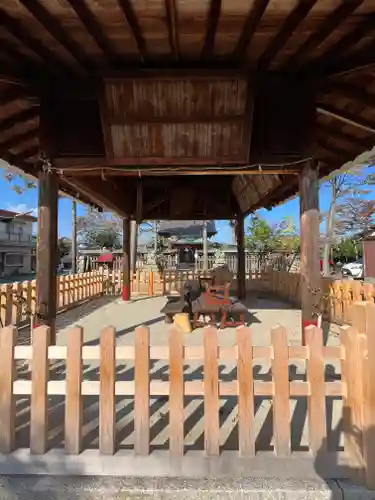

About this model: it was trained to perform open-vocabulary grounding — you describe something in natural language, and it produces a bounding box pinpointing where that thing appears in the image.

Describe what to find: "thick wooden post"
[36,170,58,343]
[122,217,131,301]
[71,199,77,274]
[299,161,320,345]
[237,214,246,299]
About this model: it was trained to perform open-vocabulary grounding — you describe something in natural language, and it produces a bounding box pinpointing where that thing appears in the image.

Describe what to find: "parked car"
[341,259,364,279]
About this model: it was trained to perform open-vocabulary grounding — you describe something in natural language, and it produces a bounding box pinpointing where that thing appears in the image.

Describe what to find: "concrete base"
[0,451,373,498]
[0,476,373,500]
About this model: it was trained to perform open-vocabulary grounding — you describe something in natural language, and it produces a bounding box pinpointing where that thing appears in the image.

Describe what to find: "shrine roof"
[1,1,375,217]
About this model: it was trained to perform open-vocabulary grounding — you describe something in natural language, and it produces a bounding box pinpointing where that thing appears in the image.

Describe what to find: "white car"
[341,259,364,279]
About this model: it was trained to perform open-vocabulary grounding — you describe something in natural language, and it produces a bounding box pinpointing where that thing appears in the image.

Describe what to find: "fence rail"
[0,301,375,488]
[2,267,374,330]
[266,269,375,326]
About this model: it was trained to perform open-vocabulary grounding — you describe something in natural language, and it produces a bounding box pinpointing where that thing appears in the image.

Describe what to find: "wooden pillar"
[35,169,58,343]
[237,214,246,299]
[122,217,131,301]
[130,220,138,276]
[299,161,321,345]
[71,199,77,274]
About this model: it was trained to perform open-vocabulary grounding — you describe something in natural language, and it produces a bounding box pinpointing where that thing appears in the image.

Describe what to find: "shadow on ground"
[14,360,343,456]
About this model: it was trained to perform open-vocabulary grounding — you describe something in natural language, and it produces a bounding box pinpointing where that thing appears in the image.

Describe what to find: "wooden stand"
[35,170,58,344]
[299,161,321,345]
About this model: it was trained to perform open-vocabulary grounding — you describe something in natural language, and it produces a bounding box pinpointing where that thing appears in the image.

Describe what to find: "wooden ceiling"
[1,0,375,217]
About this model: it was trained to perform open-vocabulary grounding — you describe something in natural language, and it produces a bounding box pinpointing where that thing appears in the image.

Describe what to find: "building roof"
[158,221,216,237]
[1,2,375,217]
[0,209,37,223]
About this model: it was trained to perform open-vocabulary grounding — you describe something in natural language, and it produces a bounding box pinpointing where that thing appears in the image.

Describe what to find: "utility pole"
[154,220,158,252]
[203,220,208,271]
[130,220,138,275]
[71,199,77,274]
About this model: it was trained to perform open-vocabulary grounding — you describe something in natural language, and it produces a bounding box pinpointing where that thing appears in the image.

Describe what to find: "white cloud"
[6,204,37,217]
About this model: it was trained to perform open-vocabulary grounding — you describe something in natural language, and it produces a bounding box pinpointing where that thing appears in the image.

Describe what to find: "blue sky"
[1,166,374,243]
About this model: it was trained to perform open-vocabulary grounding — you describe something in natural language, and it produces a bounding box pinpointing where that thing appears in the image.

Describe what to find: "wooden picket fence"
[0,269,165,329]
[267,269,375,326]
[1,267,372,331]
[0,301,375,487]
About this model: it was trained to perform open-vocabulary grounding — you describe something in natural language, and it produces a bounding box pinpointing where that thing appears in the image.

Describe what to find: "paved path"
[15,294,342,454]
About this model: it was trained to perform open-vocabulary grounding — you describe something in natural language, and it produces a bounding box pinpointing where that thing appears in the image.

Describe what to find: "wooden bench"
[220,301,247,329]
[160,298,187,324]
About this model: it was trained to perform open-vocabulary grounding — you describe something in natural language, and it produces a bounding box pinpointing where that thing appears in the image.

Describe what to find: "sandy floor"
[14,294,343,453]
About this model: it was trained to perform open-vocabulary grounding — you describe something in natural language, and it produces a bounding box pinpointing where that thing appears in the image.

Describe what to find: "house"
[0,209,37,277]
[158,220,217,269]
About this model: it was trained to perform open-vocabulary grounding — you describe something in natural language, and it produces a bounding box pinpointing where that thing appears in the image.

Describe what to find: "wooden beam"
[65,0,120,67]
[122,217,131,301]
[299,160,320,345]
[317,103,375,135]
[0,86,30,106]
[19,0,93,74]
[0,129,38,151]
[319,81,375,109]
[326,41,375,78]
[0,7,71,75]
[258,0,316,70]
[0,108,39,134]
[306,13,375,75]
[164,0,179,59]
[107,113,245,124]
[3,146,39,164]
[201,0,222,59]
[35,170,58,342]
[318,123,375,152]
[62,167,300,177]
[232,0,270,58]
[117,0,147,61]
[317,138,352,164]
[283,0,364,69]
[61,176,128,217]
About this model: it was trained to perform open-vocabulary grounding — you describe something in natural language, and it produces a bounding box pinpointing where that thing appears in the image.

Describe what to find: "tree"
[245,214,299,252]
[57,237,72,260]
[321,169,374,275]
[77,209,122,249]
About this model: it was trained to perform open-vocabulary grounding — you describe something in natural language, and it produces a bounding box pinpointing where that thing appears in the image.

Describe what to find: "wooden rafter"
[117,0,147,62]
[164,0,179,59]
[0,35,51,79]
[19,0,93,73]
[0,87,29,106]
[201,0,222,58]
[326,41,375,78]
[306,13,375,75]
[0,8,70,75]
[317,139,350,164]
[65,0,120,67]
[318,123,375,152]
[0,129,38,150]
[317,103,375,135]
[233,0,270,58]
[0,108,39,134]
[2,145,39,164]
[283,0,364,69]
[257,0,316,70]
[319,81,375,109]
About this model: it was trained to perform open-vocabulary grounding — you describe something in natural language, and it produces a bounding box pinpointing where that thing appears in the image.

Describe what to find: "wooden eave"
[0,0,375,217]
